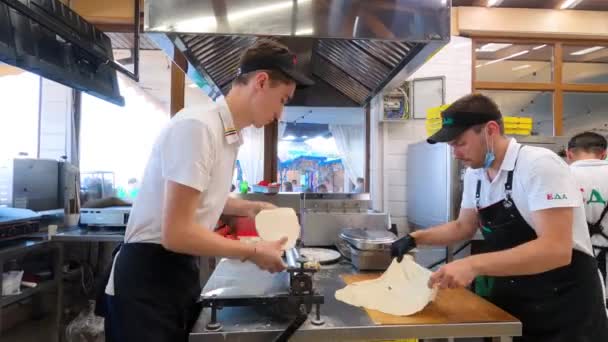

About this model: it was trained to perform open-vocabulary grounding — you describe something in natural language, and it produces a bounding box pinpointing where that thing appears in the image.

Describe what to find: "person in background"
[354,177,365,193]
[567,131,608,307]
[282,181,293,192]
[99,39,313,342]
[316,184,328,193]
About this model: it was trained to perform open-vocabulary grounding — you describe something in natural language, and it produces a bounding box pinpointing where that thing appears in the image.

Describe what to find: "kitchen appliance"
[338,228,396,271]
[145,0,450,107]
[79,206,131,228]
[200,248,324,339]
[300,193,389,246]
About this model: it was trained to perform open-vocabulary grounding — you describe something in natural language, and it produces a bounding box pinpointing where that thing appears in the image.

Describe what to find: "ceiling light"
[487,0,504,7]
[560,0,583,9]
[570,46,604,56]
[301,135,308,138]
[512,64,531,71]
[483,50,530,67]
[188,83,198,88]
[477,43,512,52]
[283,135,296,141]
[533,44,547,50]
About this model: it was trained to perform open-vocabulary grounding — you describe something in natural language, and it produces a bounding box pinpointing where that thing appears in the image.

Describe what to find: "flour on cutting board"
[335,255,437,316]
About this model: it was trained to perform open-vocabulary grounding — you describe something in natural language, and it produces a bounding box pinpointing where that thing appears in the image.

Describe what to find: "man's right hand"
[249,237,287,273]
[391,234,417,262]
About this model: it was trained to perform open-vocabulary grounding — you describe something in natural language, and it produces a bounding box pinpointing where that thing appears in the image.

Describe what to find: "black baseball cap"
[427,110,501,144]
[237,46,314,88]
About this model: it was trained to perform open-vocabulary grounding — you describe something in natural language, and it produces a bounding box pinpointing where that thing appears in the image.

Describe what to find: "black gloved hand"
[390,234,417,262]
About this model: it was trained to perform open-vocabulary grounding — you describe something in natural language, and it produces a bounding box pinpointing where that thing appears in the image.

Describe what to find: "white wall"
[38,79,72,161]
[377,36,473,234]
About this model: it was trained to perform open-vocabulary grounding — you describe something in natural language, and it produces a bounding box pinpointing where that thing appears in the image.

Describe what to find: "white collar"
[215,97,242,146]
[499,138,521,172]
[570,159,608,168]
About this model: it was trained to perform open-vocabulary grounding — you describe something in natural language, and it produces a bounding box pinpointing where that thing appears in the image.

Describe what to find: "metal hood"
[0,0,124,105]
[146,0,450,107]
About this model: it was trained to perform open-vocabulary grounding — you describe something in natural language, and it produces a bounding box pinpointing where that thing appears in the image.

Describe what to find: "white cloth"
[329,124,365,186]
[570,159,608,301]
[105,98,242,295]
[237,126,264,184]
[461,138,594,256]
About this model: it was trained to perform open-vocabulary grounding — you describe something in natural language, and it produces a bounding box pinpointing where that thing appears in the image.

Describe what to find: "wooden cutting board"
[341,273,517,325]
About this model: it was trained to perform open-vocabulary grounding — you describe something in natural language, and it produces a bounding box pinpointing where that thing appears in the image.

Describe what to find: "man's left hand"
[247,201,277,219]
[428,258,478,289]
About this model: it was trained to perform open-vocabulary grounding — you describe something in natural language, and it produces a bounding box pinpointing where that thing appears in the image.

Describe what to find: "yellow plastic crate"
[505,128,532,136]
[504,123,533,130]
[504,116,533,124]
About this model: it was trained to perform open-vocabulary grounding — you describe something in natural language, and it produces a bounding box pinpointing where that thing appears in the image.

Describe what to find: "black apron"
[96,243,202,342]
[588,203,608,306]
[476,150,608,342]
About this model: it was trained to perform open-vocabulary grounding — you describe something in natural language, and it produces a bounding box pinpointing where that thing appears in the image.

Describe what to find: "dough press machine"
[199,248,325,341]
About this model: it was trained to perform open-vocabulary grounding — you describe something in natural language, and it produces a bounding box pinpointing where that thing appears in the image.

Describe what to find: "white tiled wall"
[383,36,472,234]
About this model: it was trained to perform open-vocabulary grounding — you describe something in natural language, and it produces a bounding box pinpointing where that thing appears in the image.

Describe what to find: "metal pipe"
[285,248,300,269]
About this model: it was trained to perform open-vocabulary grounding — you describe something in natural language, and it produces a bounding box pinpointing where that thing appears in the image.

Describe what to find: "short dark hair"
[568,131,607,155]
[232,39,294,87]
[444,94,504,134]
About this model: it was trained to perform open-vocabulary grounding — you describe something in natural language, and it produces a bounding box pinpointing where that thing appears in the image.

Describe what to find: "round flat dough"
[300,248,341,265]
[335,255,437,316]
[255,208,300,250]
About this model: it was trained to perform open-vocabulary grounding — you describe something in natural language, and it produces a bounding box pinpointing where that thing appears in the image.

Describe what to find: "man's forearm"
[468,238,571,277]
[411,221,475,246]
[162,221,254,259]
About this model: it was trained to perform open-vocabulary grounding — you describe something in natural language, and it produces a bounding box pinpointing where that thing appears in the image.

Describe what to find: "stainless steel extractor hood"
[0,0,124,106]
[145,0,450,107]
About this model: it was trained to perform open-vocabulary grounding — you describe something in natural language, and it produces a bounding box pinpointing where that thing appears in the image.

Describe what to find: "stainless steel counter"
[189,261,521,342]
[51,228,124,242]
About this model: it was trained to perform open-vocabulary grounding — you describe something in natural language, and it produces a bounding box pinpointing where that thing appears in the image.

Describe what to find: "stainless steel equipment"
[0,159,80,214]
[300,193,388,246]
[338,228,396,270]
[200,251,324,338]
[145,0,450,107]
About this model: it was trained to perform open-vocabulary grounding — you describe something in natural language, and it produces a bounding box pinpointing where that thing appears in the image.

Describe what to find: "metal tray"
[339,228,396,251]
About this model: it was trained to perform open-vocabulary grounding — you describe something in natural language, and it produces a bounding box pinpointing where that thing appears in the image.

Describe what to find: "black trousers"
[102,243,201,342]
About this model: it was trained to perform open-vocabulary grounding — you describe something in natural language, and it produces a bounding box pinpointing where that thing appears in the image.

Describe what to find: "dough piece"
[335,255,437,316]
[255,208,300,250]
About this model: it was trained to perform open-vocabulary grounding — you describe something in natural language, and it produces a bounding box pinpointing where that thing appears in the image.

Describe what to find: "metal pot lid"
[339,228,396,245]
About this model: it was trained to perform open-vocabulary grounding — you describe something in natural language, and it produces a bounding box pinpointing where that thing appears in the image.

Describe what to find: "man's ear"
[253,71,269,90]
[600,150,607,160]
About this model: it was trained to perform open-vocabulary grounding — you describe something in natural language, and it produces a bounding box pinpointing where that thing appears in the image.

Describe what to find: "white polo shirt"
[461,138,593,256]
[105,97,242,295]
[570,159,608,248]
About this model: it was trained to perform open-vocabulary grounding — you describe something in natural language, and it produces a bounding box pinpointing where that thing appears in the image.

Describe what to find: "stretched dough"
[335,255,437,316]
[255,208,300,250]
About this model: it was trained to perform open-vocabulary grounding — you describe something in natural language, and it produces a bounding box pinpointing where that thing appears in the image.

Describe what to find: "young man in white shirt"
[567,131,608,306]
[391,94,608,341]
[98,39,314,342]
